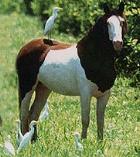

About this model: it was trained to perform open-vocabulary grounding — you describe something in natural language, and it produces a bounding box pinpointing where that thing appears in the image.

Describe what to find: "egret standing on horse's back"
[44,7,62,38]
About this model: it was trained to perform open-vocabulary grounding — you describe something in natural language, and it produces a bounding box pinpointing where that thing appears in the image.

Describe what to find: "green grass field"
[0,13,140,157]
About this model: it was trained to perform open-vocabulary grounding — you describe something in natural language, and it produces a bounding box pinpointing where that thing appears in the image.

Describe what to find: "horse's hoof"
[31,135,38,143]
[81,133,87,139]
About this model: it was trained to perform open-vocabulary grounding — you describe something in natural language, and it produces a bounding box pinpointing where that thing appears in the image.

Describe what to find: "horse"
[16,2,127,142]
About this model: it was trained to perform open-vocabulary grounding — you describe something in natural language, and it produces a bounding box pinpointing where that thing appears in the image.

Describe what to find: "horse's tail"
[16,39,50,109]
[16,58,38,108]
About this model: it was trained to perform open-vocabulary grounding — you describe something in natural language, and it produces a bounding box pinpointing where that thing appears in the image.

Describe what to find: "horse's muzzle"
[113,41,123,52]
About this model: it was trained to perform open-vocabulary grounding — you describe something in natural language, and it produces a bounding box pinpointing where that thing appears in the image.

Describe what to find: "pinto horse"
[16,2,127,141]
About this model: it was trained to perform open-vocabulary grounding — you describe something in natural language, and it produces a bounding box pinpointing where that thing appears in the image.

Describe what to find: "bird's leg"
[29,82,51,142]
[96,90,110,141]
[50,31,52,39]
[48,32,50,40]
[47,33,49,40]
[48,31,52,40]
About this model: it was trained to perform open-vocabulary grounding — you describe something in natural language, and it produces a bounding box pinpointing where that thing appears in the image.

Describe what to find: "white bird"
[39,102,49,122]
[74,132,83,151]
[17,120,38,153]
[4,135,15,156]
[15,120,23,145]
[44,7,62,38]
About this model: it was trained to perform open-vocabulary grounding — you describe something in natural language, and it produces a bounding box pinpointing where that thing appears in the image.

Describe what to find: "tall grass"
[0,13,139,157]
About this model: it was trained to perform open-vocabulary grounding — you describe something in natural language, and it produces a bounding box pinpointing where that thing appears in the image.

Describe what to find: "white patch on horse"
[38,45,105,97]
[107,15,124,42]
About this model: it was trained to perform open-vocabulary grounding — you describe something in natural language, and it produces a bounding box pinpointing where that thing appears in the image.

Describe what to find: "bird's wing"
[44,16,55,34]
[74,132,83,151]
[39,103,49,121]
[39,111,48,121]
[44,102,49,110]
[16,121,24,145]
[16,131,24,145]
[18,132,31,149]
[4,141,15,156]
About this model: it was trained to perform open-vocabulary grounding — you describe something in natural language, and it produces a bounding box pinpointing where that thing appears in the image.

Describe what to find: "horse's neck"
[77,23,117,92]
[77,28,115,66]
[77,31,116,92]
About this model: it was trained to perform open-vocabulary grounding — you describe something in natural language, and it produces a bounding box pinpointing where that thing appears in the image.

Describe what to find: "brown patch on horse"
[16,38,71,106]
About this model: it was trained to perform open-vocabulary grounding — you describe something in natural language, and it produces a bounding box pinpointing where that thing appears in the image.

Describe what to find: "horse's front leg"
[96,90,110,141]
[80,90,92,139]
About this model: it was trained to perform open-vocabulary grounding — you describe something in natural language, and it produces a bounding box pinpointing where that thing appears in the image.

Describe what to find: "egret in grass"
[17,120,38,153]
[4,135,15,156]
[16,120,23,145]
[74,132,83,151]
[44,7,62,39]
[39,102,49,122]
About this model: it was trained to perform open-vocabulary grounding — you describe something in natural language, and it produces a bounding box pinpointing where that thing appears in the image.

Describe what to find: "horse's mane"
[77,14,118,92]
[77,14,115,59]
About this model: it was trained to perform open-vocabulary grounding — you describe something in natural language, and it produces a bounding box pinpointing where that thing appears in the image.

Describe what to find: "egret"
[74,132,83,152]
[16,120,23,145]
[4,135,15,156]
[39,102,49,122]
[44,7,62,38]
[17,120,38,153]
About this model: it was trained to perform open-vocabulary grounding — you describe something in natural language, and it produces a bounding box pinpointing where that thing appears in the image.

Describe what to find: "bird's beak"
[35,121,39,124]
[58,7,63,10]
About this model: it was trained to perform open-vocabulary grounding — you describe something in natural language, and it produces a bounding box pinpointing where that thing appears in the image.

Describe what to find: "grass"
[0,13,140,157]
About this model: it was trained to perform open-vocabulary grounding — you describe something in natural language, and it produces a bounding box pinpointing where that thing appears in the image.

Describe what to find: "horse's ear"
[100,3,110,14]
[103,3,110,14]
[118,2,125,14]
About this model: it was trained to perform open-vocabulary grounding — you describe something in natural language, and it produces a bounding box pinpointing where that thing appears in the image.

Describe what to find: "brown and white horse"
[16,2,127,141]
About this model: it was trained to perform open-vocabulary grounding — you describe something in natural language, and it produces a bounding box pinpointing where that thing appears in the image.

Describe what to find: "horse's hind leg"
[20,88,35,135]
[17,69,38,135]
[29,82,51,141]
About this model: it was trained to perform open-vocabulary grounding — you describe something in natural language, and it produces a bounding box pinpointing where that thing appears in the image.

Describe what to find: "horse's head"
[102,2,127,52]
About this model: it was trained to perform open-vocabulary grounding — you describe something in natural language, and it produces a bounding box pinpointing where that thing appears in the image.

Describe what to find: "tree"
[24,0,34,15]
